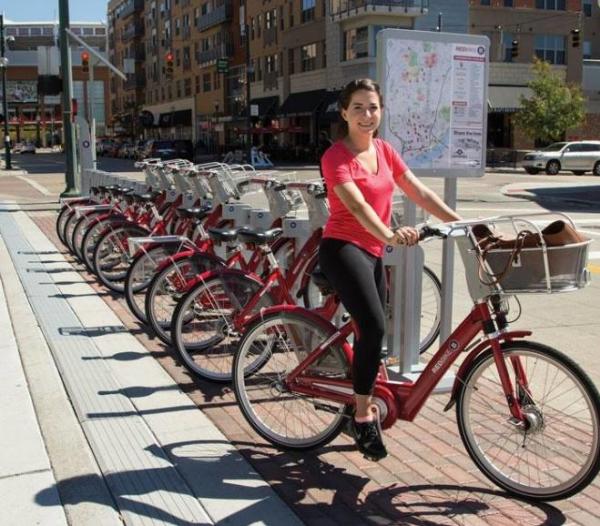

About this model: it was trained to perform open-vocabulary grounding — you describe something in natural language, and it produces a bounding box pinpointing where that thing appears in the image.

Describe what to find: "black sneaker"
[352,418,388,461]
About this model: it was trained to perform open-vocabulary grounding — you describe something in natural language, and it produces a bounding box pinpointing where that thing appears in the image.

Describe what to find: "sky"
[0,0,107,23]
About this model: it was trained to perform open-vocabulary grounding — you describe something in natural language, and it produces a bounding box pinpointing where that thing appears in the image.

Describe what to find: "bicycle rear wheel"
[233,310,351,450]
[456,341,600,501]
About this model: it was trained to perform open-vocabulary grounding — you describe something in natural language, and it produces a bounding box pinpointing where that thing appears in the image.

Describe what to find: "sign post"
[377,29,489,384]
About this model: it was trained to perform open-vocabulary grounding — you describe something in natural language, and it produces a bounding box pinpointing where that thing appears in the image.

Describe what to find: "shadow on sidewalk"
[35,438,567,525]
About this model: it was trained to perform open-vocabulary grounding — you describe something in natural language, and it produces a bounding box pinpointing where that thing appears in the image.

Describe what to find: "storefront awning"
[488,85,533,113]
[319,90,341,122]
[280,89,327,116]
[250,96,279,117]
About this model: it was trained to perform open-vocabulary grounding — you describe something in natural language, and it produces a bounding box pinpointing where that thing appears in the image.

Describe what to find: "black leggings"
[319,238,386,395]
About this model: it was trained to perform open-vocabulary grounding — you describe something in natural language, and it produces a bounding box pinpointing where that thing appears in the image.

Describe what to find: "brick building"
[2,20,109,144]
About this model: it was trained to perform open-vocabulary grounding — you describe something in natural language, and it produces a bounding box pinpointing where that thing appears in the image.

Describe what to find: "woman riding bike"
[319,78,461,461]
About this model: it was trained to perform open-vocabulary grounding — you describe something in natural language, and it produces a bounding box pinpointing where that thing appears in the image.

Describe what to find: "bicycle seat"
[237,227,283,245]
[207,226,239,243]
[310,266,333,294]
[176,205,211,220]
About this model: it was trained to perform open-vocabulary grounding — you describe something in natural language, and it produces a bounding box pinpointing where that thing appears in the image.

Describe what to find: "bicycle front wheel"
[457,341,600,501]
[171,271,274,382]
[233,310,351,450]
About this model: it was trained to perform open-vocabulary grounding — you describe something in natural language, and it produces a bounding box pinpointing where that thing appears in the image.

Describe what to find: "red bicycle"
[232,218,600,501]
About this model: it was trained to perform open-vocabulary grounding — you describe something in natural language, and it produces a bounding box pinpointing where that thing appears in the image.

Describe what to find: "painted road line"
[588,264,600,274]
[16,176,53,197]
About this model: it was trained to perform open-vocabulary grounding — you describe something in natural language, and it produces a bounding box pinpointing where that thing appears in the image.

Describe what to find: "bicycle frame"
[283,301,532,430]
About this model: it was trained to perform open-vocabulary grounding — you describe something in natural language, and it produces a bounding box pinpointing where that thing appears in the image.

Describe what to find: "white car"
[521,141,600,176]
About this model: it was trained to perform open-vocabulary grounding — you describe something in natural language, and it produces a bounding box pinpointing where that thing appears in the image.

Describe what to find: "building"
[2,20,109,143]
[579,0,600,139]
[469,0,583,149]
[107,0,146,138]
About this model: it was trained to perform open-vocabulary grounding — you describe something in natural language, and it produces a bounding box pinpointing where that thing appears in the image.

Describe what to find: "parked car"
[521,141,600,175]
[13,141,36,154]
[140,139,194,161]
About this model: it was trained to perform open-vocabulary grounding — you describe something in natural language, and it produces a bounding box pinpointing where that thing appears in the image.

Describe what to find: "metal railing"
[197,1,232,32]
[329,0,429,16]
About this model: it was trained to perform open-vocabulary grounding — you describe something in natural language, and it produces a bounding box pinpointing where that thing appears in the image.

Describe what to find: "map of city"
[383,39,453,169]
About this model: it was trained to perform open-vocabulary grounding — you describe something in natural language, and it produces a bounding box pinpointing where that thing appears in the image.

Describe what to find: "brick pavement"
[2,171,598,525]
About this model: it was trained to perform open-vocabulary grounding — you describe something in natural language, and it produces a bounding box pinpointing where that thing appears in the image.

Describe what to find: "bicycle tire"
[93,224,148,292]
[56,205,76,247]
[171,270,276,382]
[233,309,351,449]
[81,216,123,272]
[456,340,600,501]
[71,210,105,261]
[145,253,219,344]
[124,245,171,324]
[63,209,82,254]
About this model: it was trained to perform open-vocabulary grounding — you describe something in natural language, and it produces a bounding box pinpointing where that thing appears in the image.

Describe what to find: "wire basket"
[457,222,591,300]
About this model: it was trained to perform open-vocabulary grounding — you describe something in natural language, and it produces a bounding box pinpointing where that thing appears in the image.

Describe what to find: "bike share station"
[377,29,489,388]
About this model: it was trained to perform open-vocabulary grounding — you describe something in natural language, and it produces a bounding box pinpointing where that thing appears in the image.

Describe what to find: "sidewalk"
[1,171,600,525]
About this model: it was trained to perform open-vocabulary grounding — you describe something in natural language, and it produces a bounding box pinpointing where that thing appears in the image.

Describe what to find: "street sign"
[217,58,229,74]
[250,104,259,117]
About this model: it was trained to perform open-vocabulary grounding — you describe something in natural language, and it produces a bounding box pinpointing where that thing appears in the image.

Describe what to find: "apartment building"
[469,0,582,149]
[108,0,146,137]
[2,20,108,143]
[580,0,600,139]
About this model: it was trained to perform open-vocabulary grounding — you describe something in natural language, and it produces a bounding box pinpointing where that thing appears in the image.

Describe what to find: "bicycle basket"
[457,230,591,300]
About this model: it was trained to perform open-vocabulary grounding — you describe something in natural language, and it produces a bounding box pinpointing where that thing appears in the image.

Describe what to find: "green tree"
[513,58,585,144]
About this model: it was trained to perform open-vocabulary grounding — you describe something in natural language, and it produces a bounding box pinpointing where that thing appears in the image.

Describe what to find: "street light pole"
[244,22,252,163]
[59,0,79,196]
[0,14,12,170]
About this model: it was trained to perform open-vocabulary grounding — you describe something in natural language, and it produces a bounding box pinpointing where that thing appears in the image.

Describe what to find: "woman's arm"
[333,182,398,245]
[396,169,462,222]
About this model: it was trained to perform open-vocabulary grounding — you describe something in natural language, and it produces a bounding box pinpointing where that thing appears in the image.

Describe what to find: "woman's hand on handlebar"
[388,226,420,246]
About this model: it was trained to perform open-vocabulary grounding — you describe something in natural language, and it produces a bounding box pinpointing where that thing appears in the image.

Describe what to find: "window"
[502,32,514,62]
[83,27,94,35]
[203,73,211,91]
[42,27,53,36]
[30,27,42,36]
[535,34,566,64]
[214,71,220,90]
[288,48,295,75]
[343,27,368,61]
[195,75,200,93]
[584,41,592,59]
[266,54,278,73]
[177,80,181,98]
[480,0,490,5]
[535,0,566,10]
[301,43,317,71]
[184,78,191,96]
[17,27,29,36]
[302,0,315,22]
[95,27,106,35]
[503,0,513,6]
[279,6,284,30]
[584,0,592,16]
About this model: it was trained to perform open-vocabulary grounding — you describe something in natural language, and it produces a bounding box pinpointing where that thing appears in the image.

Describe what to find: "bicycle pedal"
[312,402,343,415]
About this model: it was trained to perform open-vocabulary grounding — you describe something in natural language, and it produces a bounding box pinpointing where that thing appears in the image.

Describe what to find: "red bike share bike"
[232,216,600,501]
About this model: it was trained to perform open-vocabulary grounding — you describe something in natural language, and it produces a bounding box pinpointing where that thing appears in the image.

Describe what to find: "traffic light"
[81,51,90,74]
[165,52,174,79]
[571,29,581,48]
[511,40,519,59]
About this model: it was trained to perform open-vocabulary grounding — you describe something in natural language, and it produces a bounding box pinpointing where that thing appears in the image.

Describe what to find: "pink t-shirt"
[321,138,409,257]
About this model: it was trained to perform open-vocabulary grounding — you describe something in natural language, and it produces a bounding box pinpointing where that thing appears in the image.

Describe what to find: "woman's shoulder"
[321,140,350,164]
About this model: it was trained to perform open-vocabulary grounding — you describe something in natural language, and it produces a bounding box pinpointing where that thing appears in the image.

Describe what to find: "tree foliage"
[513,59,585,144]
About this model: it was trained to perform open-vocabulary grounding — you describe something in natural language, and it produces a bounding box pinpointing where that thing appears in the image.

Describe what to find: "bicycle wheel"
[56,205,77,247]
[171,270,275,382]
[233,310,351,449]
[63,210,82,254]
[93,224,148,292]
[81,216,123,272]
[456,341,600,501]
[124,245,171,324]
[145,254,218,345]
[71,211,105,261]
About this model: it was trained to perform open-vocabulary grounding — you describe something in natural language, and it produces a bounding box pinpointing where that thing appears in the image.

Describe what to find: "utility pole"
[0,14,12,169]
[437,12,442,32]
[244,22,252,162]
[59,0,78,196]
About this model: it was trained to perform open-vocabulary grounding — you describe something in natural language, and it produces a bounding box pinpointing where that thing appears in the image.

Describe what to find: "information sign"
[377,29,489,178]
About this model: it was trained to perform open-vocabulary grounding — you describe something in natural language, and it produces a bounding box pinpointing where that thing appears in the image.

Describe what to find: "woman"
[319,79,461,461]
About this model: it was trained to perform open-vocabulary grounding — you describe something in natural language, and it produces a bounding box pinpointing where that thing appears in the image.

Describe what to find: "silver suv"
[521,141,600,176]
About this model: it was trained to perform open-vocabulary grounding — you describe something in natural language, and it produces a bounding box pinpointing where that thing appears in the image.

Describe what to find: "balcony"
[263,70,278,90]
[124,75,146,90]
[263,26,277,46]
[329,0,428,20]
[122,22,144,42]
[120,0,144,19]
[197,43,231,65]
[197,1,232,32]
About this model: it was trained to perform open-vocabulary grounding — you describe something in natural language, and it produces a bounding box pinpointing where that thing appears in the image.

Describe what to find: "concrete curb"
[0,230,122,525]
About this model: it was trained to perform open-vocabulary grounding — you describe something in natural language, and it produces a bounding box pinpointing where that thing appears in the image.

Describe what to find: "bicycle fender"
[184,267,263,292]
[443,330,532,412]
[97,221,149,241]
